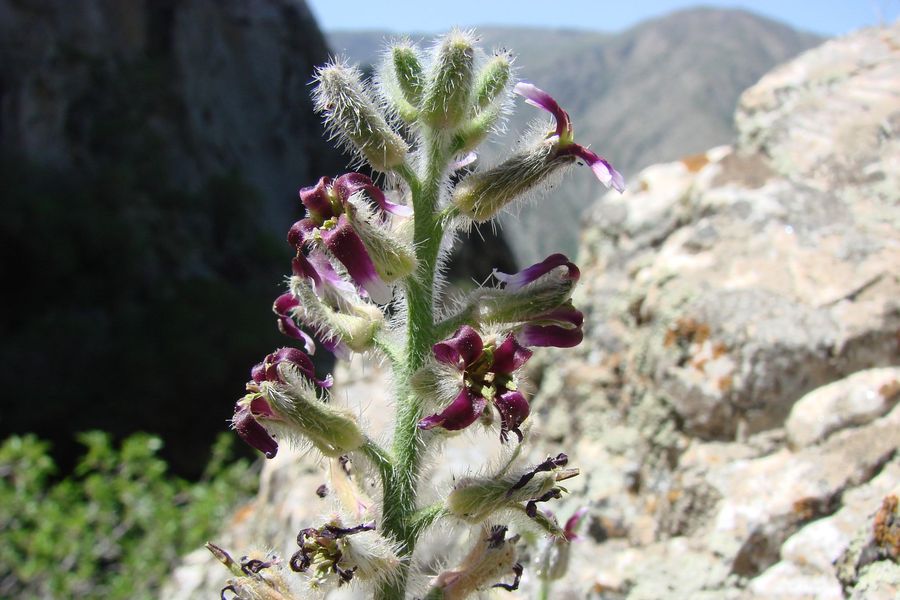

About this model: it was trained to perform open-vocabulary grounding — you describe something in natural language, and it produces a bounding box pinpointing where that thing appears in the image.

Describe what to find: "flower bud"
[452,104,503,154]
[431,525,521,600]
[452,141,574,221]
[391,43,424,106]
[314,62,409,171]
[535,508,588,582]
[473,51,511,110]
[421,30,475,130]
[290,276,383,353]
[447,454,575,523]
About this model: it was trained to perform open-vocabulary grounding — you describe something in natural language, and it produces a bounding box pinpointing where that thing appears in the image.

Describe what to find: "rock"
[786,368,900,448]
[0,0,344,229]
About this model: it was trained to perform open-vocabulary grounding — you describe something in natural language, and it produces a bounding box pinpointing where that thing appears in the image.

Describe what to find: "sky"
[307,0,900,37]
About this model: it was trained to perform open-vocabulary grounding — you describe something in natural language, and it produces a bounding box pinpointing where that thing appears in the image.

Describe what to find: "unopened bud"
[475,254,580,325]
[392,44,425,106]
[421,30,475,130]
[452,141,574,222]
[473,52,511,110]
[314,62,408,171]
[452,104,503,154]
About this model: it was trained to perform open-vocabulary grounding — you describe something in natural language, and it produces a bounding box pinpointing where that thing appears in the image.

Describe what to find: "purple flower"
[419,326,534,442]
[517,304,584,349]
[288,173,410,304]
[514,82,625,193]
[563,507,589,542]
[233,347,333,458]
[273,291,351,360]
[492,253,580,292]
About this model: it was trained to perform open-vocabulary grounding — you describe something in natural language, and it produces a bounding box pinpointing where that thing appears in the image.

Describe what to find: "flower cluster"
[214,29,622,600]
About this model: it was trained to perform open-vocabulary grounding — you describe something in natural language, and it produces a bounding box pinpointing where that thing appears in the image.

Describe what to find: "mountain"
[329,8,822,262]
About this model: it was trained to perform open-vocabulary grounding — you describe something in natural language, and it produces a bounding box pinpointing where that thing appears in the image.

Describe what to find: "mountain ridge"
[328,8,822,262]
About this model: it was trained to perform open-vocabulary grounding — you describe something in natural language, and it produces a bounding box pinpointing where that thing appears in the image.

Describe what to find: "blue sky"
[307,0,899,37]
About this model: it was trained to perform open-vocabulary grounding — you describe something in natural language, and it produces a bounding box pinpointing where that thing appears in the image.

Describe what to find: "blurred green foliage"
[0,432,257,598]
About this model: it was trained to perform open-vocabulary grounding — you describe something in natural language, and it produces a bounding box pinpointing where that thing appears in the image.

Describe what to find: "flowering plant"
[210,30,622,599]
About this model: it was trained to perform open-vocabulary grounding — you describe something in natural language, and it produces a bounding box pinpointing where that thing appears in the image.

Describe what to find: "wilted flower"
[418,325,533,442]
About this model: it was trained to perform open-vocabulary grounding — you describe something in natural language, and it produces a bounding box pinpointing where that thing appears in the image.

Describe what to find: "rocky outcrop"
[165,23,900,599]
[526,22,900,599]
[0,0,342,227]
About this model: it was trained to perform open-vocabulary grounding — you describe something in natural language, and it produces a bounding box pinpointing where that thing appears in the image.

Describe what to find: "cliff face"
[165,23,900,600]
[0,0,342,227]
[0,0,345,474]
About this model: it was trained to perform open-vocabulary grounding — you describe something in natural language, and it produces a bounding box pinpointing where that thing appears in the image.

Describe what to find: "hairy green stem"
[376,135,449,599]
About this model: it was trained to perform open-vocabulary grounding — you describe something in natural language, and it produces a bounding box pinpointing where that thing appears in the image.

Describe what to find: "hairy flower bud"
[421,30,476,130]
[452,141,573,221]
[384,43,425,124]
[314,62,408,171]
[535,508,588,582]
[473,51,512,110]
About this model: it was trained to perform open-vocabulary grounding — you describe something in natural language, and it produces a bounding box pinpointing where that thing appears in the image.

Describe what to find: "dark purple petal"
[291,252,323,288]
[563,507,589,541]
[250,361,266,384]
[288,218,318,249]
[563,145,625,193]
[334,172,413,217]
[232,403,278,459]
[433,325,484,368]
[248,395,277,418]
[418,388,487,431]
[493,254,579,292]
[495,389,530,443]
[491,335,532,374]
[299,176,336,222]
[273,293,316,354]
[518,324,584,348]
[319,215,391,304]
[266,347,333,388]
[514,82,571,138]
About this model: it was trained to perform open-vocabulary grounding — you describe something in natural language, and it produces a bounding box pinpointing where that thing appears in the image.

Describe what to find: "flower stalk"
[212,29,624,600]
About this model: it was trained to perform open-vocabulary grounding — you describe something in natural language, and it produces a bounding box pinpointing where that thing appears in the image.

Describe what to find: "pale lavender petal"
[493,254,579,292]
[514,82,570,137]
[418,388,487,432]
[319,215,392,304]
[307,251,356,296]
[491,335,532,374]
[566,145,625,193]
[334,172,413,217]
[433,325,484,368]
[530,304,585,328]
[450,151,477,171]
[495,389,530,443]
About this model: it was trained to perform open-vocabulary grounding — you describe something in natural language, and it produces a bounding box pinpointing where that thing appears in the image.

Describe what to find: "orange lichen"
[873,494,899,559]
[664,317,711,348]
[681,153,710,173]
